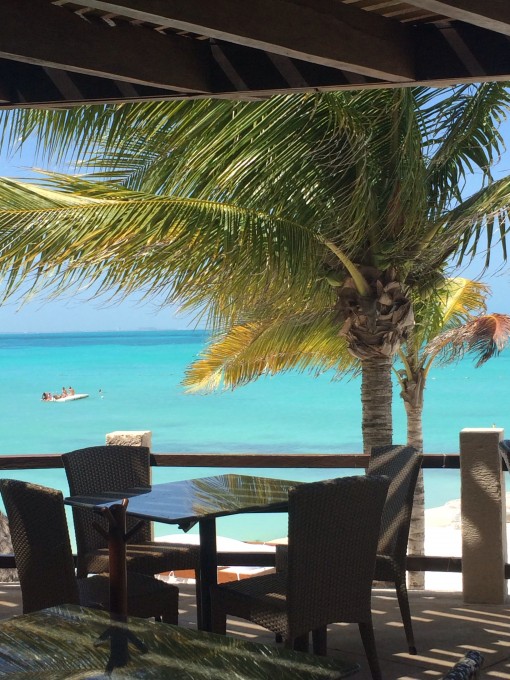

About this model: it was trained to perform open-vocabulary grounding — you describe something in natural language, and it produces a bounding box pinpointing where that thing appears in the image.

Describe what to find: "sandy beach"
[159,495,510,592]
[424,513,463,591]
[425,495,510,591]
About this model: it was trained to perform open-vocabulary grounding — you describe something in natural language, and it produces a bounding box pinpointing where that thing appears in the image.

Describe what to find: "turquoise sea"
[0,330,508,542]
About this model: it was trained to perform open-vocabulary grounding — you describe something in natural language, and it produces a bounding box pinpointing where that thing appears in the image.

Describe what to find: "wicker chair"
[0,479,178,622]
[210,474,390,680]
[367,444,422,656]
[62,446,200,580]
[276,445,422,655]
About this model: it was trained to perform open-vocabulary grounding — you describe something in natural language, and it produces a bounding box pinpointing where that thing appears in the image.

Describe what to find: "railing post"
[105,430,152,449]
[460,428,507,604]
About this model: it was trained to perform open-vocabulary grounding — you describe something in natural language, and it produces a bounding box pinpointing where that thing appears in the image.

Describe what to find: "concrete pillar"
[105,430,152,449]
[460,427,507,604]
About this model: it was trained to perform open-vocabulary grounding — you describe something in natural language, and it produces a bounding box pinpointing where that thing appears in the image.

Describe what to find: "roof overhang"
[1,0,509,108]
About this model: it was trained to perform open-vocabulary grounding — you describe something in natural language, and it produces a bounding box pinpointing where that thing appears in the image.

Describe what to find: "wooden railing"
[0,452,461,470]
[0,452,463,573]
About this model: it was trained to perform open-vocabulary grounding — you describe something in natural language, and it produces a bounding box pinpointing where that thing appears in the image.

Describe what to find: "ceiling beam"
[74,0,416,82]
[405,1,510,36]
[0,0,213,93]
[413,21,510,86]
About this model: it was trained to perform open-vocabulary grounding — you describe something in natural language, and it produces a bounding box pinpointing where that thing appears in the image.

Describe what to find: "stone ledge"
[105,430,152,448]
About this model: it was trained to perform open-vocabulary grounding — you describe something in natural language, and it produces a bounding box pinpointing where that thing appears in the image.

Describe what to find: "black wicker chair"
[367,444,422,655]
[62,446,200,580]
[0,479,178,622]
[210,475,390,680]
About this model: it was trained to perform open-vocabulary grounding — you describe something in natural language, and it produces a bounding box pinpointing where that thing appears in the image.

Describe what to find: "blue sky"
[0,114,509,333]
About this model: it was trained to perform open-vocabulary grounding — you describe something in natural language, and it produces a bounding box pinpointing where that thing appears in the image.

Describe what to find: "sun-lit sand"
[156,534,276,583]
[425,495,510,591]
[157,498,510,592]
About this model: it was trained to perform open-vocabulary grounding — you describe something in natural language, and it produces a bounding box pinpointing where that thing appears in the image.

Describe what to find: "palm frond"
[183,312,358,393]
[0,175,327,317]
[401,277,489,372]
[426,313,510,367]
[415,176,510,273]
[424,83,510,215]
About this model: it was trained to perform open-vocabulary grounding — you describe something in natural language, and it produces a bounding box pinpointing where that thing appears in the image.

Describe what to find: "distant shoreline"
[0,328,207,335]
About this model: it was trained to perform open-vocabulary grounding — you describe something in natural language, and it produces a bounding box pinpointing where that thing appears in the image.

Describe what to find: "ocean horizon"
[0,329,507,541]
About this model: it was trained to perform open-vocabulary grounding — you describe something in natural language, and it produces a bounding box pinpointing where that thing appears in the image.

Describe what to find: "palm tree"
[0,86,509,456]
[399,278,510,586]
[183,277,510,588]
[398,278,497,451]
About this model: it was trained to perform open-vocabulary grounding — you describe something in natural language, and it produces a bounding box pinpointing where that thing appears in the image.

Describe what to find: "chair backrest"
[0,479,79,613]
[63,446,152,559]
[367,445,422,562]
[286,474,389,634]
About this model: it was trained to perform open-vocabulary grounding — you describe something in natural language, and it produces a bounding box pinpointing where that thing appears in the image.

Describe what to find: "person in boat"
[41,392,47,401]
[68,386,75,396]
[61,387,68,398]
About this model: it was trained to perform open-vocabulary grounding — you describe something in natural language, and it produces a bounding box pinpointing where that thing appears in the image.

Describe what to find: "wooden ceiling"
[1,1,509,108]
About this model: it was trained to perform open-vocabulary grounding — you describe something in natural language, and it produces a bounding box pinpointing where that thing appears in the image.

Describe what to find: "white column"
[460,428,507,604]
[105,430,152,449]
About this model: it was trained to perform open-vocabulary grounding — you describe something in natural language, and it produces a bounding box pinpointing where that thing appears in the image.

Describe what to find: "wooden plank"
[0,58,198,108]
[406,555,462,572]
[75,0,415,82]
[149,453,372,469]
[0,454,63,470]
[215,552,275,567]
[150,453,461,468]
[0,0,212,93]
[422,454,461,469]
[0,555,16,569]
[0,554,76,569]
[405,1,510,36]
[0,553,472,574]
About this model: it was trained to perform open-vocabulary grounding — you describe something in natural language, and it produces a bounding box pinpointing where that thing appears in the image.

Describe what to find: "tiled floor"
[0,582,508,679]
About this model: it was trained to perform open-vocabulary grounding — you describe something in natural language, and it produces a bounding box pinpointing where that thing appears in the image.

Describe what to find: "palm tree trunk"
[361,357,393,455]
[405,402,425,589]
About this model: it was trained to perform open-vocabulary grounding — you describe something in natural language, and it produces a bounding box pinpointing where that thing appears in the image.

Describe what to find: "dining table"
[65,473,297,631]
[0,604,359,678]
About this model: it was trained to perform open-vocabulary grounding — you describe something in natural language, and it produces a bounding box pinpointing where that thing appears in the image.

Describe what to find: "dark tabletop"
[0,605,360,679]
[65,473,297,529]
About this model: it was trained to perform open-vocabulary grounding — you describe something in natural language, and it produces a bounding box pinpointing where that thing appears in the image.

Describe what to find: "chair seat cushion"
[82,541,200,576]
[78,572,179,623]
[211,573,289,636]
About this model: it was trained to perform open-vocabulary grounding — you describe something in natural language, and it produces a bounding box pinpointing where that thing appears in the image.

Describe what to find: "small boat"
[44,394,89,402]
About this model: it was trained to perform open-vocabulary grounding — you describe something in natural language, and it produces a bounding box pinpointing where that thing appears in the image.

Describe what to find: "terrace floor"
[0,582,508,679]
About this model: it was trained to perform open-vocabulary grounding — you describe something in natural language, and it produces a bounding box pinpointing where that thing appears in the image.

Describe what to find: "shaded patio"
[0,582,507,679]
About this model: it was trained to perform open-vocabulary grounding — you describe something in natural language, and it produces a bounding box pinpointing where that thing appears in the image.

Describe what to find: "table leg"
[107,503,128,621]
[96,501,128,621]
[94,501,130,668]
[198,517,217,631]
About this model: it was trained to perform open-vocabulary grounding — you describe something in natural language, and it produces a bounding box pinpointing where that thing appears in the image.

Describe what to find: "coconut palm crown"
[0,85,510,450]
